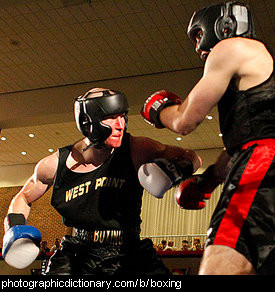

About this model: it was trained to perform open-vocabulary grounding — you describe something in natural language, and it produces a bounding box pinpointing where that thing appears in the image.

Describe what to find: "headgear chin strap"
[74,90,129,149]
[187,1,255,52]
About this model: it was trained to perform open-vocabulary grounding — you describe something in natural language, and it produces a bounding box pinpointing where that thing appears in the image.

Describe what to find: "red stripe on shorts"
[213,140,274,248]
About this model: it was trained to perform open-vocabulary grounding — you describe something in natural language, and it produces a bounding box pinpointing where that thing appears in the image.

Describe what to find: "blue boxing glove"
[3,213,42,269]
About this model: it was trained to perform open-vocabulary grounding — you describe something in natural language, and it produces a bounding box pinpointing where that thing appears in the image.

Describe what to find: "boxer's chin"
[105,134,123,148]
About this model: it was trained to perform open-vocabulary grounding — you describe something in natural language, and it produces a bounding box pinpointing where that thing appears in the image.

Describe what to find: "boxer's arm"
[3,153,58,268]
[175,150,231,209]
[212,150,231,181]
[130,135,202,198]
[158,39,242,135]
[130,135,201,173]
[7,152,58,222]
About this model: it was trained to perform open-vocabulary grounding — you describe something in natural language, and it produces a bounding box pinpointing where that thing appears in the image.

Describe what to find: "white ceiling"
[0,0,273,166]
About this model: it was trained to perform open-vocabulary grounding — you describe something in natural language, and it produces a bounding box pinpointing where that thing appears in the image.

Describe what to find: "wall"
[0,164,35,187]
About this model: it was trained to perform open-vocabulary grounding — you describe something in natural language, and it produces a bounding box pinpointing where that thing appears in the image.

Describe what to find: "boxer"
[3,88,201,275]
[141,1,274,275]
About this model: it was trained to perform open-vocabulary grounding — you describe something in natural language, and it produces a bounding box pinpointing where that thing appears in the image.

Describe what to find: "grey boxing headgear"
[74,90,129,148]
[187,1,255,52]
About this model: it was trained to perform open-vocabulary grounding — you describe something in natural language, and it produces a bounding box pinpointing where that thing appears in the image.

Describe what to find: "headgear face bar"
[187,1,255,52]
[74,90,129,149]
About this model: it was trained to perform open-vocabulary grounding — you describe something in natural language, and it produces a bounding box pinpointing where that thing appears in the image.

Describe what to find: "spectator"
[156,240,167,251]
[50,238,61,253]
[181,240,190,251]
[40,241,50,254]
[192,237,202,251]
[163,241,177,251]
[160,240,167,250]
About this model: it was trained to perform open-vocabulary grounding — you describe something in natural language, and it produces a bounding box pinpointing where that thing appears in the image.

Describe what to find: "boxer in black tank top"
[5,88,201,275]
[140,2,275,275]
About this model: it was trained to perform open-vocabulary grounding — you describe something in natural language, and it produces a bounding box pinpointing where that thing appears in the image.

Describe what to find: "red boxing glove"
[141,90,181,128]
[175,165,223,210]
[174,177,210,210]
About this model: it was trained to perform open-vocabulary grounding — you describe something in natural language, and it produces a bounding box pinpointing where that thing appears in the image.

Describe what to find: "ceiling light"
[176,137,182,141]
[48,148,54,153]
[1,137,7,141]
[21,151,27,155]
[28,133,35,138]
[219,133,223,137]
[206,115,213,120]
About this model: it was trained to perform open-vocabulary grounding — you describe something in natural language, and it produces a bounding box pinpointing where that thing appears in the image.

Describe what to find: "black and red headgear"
[74,89,129,148]
[187,1,255,52]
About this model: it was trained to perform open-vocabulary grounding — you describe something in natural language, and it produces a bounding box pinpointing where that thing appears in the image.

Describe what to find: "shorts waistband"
[74,229,123,246]
[242,138,275,150]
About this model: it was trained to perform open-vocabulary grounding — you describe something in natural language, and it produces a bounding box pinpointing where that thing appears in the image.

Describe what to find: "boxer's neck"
[67,138,114,172]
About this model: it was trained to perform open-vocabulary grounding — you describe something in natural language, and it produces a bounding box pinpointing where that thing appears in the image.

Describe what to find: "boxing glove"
[141,90,181,128]
[3,213,42,269]
[175,164,223,210]
[138,157,193,198]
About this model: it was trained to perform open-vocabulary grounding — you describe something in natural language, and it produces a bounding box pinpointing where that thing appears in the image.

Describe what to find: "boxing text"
[65,177,126,202]
[93,230,123,245]
[95,176,125,190]
[65,181,91,202]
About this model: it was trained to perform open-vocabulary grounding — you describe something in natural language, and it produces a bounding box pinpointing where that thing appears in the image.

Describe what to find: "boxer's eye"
[196,30,203,41]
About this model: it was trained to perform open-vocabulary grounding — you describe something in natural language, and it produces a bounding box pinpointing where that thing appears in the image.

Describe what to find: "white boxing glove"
[138,158,193,198]
[3,213,42,269]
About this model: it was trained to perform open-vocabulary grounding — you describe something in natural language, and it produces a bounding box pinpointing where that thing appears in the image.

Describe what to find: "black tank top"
[51,133,143,236]
[218,46,274,155]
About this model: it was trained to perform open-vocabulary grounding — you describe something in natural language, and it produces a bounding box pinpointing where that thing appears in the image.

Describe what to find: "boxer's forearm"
[213,150,231,181]
[159,102,203,136]
[7,193,31,225]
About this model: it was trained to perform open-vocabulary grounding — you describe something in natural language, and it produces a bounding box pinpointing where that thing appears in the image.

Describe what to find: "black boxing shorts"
[205,139,275,275]
[45,230,170,275]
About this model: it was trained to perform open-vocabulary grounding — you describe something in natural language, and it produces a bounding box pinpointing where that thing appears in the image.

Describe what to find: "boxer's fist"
[3,213,42,269]
[175,165,223,210]
[141,90,181,128]
[138,157,193,199]
[175,177,209,209]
